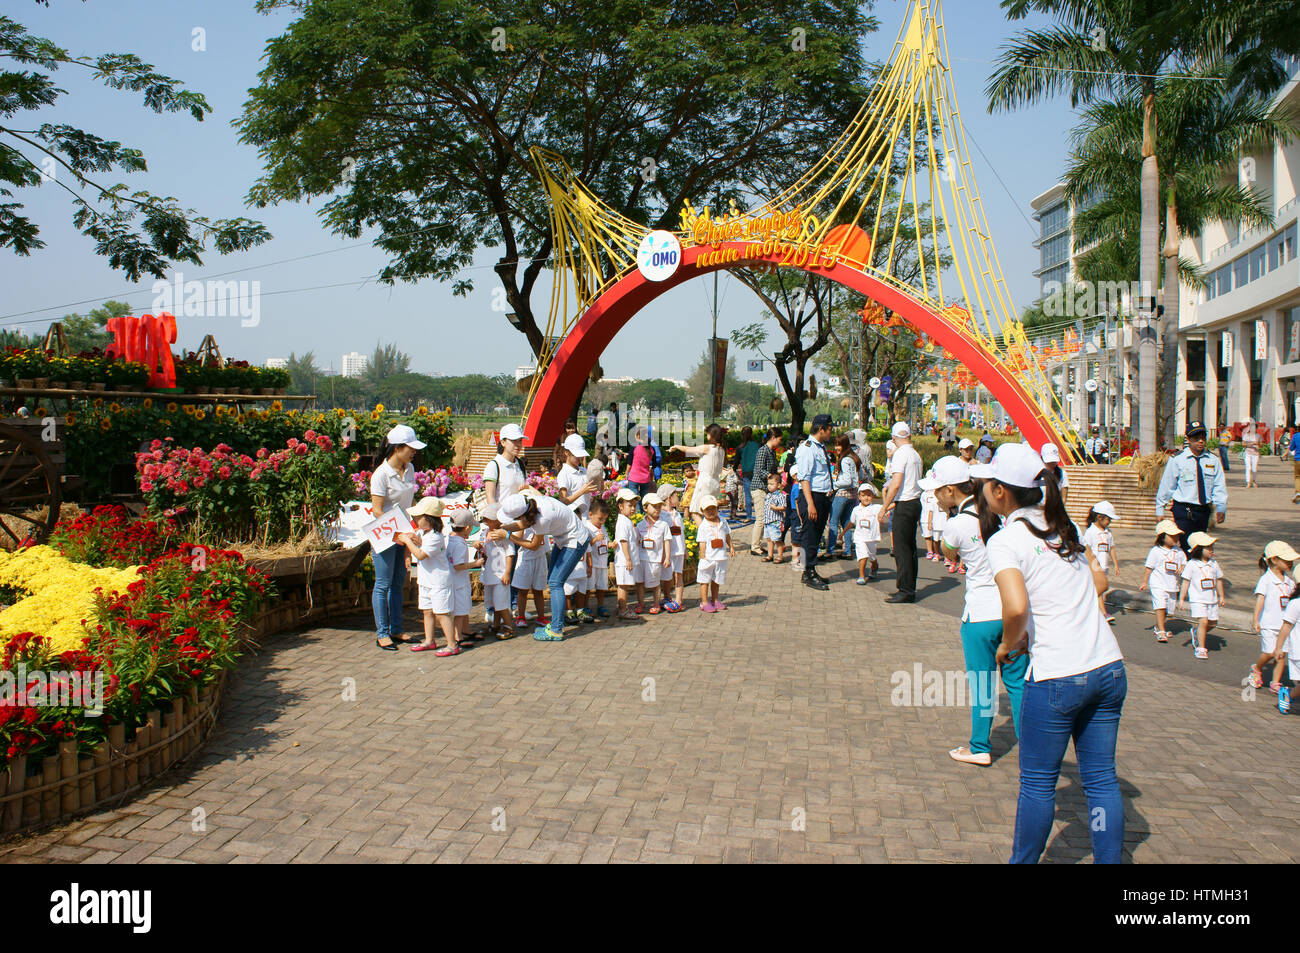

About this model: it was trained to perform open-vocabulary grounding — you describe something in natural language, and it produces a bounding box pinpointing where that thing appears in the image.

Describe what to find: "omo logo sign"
[636,230,681,282]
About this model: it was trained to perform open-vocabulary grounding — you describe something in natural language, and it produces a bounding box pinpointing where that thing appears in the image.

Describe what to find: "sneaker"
[596,606,611,618]
[513,614,527,626]
[577,611,595,624]
[856,577,867,586]
[1247,666,1263,689]
[565,610,578,624]
[949,746,991,766]
[1194,646,1208,660]
[533,625,564,641]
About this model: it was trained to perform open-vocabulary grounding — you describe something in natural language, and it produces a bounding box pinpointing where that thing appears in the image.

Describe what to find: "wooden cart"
[0,417,78,546]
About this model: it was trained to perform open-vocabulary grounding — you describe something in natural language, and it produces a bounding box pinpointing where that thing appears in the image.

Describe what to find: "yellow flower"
[0,547,140,653]
[34,406,48,418]
[335,408,345,418]
[99,418,111,431]
[93,398,103,408]
[271,400,283,413]
[183,405,195,416]
[109,402,122,413]
[167,402,179,413]
[194,409,206,421]
[141,398,152,410]
[375,403,385,413]
[64,412,77,426]
[370,411,380,421]
[417,406,428,416]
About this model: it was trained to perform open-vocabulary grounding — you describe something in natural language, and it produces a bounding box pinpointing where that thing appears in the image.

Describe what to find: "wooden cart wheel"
[0,422,61,546]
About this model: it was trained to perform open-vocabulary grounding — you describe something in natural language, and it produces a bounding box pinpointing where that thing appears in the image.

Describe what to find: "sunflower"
[108,402,122,414]
[99,418,112,432]
[369,410,380,421]
[271,400,283,413]
[194,409,206,421]
[374,403,385,413]
[166,402,179,413]
[63,412,76,426]
[417,405,428,416]
[335,408,345,418]
[141,398,152,410]
[34,407,48,418]
[182,405,195,416]
[93,398,103,408]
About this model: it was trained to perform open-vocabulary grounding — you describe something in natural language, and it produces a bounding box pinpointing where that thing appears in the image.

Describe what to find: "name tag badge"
[670,526,682,536]
[1204,462,1216,474]
[1098,543,1109,552]
[1165,562,1179,574]
[709,538,725,549]
[641,539,655,551]
[1281,597,1290,610]
[597,544,608,556]
[1200,578,1215,591]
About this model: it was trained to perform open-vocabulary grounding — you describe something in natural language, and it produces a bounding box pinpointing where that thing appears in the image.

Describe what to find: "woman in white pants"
[1242,420,1260,488]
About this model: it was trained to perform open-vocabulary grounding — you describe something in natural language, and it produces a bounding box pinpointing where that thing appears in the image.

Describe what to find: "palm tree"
[988,0,1300,453]
[285,351,321,395]
[1064,62,1296,443]
[361,342,412,390]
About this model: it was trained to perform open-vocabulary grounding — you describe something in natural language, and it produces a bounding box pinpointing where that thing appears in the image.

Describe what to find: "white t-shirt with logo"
[370,459,416,512]
[1181,558,1223,605]
[1082,525,1114,571]
[697,517,731,565]
[849,503,883,543]
[483,453,526,500]
[985,506,1123,681]
[1144,545,1185,592]
[889,445,923,502]
[942,503,1000,624]
[1254,570,1295,631]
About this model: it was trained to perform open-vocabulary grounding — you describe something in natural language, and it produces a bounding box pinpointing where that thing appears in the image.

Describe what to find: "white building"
[1176,56,1300,433]
[264,357,288,369]
[341,351,367,378]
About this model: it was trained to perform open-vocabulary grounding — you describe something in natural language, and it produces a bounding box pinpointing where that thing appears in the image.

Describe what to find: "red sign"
[104,313,178,388]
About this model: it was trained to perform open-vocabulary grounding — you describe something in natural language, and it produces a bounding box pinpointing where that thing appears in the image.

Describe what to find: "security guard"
[1155,420,1228,555]
[794,413,836,590]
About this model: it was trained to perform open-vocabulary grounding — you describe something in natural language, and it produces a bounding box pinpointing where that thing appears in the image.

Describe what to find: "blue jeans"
[742,476,753,519]
[371,544,408,638]
[959,619,1027,754]
[825,495,854,555]
[1011,659,1127,864]
[545,540,590,633]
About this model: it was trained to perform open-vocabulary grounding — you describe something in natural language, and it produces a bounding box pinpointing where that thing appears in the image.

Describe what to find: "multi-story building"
[1176,57,1300,434]
[264,357,288,369]
[341,351,367,378]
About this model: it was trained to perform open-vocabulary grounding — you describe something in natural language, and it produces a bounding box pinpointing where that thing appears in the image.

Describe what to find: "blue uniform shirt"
[1155,448,1228,515]
[794,436,834,493]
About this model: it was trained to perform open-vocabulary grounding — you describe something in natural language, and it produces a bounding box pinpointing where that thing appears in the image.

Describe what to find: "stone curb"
[1105,586,1254,633]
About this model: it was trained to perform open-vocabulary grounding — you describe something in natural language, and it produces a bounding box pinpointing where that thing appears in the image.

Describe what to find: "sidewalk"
[1105,454,1297,627]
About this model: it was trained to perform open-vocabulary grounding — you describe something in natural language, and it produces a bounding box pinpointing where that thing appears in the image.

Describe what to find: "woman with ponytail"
[973,443,1126,864]
[369,425,426,650]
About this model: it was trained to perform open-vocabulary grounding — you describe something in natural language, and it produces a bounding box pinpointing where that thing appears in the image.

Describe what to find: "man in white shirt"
[881,421,924,603]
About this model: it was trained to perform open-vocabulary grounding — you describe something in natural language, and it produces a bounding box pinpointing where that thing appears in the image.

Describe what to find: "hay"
[1132,452,1171,493]
[452,431,481,469]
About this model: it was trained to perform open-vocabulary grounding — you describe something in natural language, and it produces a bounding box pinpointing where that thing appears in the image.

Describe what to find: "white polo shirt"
[1255,571,1296,631]
[941,500,1000,623]
[370,459,415,512]
[986,506,1122,681]
[557,462,591,517]
[889,443,923,502]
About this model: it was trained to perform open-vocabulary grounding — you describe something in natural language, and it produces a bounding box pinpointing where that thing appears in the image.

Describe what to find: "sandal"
[433,646,460,657]
[761,556,773,562]
[497,629,516,640]
[409,642,438,652]
[617,609,637,621]
[647,605,662,615]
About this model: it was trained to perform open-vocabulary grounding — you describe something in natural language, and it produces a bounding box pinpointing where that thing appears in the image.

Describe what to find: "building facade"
[341,351,367,378]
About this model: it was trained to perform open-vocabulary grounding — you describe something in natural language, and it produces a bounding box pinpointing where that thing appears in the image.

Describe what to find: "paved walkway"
[2,506,1297,863]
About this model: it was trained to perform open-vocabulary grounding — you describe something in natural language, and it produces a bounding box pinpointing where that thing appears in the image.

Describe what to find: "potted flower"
[105,359,149,391]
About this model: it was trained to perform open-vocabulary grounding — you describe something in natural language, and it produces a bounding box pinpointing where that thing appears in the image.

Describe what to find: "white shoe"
[949,746,991,766]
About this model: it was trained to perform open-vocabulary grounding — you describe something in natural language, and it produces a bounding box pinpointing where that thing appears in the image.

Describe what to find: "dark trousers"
[796,491,830,572]
[892,497,922,596]
[1171,501,1212,556]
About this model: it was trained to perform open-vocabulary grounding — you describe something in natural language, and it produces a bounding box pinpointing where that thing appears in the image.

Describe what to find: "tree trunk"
[1137,90,1159,455]
[1161,189,1181,449]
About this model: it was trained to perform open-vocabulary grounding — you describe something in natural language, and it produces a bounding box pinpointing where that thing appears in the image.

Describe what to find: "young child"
[476,501,515,639]
[447,508,484,646]
[1248,540,1298,692]
[658,483,686,612]
[931,488,954,572]
[724,464,740,518]
[510,524,550,627]
[1082,501,1120,622]
[585,498,611,620]
[921,482,939,562]
[639,492,671,614]
[762,472,786,563]
[1138,519,1185,643]
[695,495,734,611]
[843,483,883,584]
[563,541,593,625]
[788,464,803,573]
[397,497,459,656]
[1271,565,1300,704]
[613,488,644,619]
[1178,531,1225,660]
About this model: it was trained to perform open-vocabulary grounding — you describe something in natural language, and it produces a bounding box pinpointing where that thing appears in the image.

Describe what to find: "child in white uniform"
[1248,540,1298,692]
[398,497,458,656]
[447,509,483,645]
[1082,501,1119,621]
[921,484,939,562]
[563,543,592,625]
[476,502,515,639]
[613,488,644,619]
[695,495,733,611]
[1138,520,1185,643]
[1271,565,1300,699]
[1178,532,1224,660]
[584,499,611,620]
[842,483,883,584]
[511,525,551,626]
[658,483,686,613]
[639,492,671,613]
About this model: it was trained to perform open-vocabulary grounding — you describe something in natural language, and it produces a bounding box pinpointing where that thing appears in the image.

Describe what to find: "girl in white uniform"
[658,484,686,612]
[1138,520,1185,643]
[1248,540,1298,692]
[613,488,644,619]
[584,499,612,620]
[476,502,515,639]
[1082,501,1119,622]
[638,493,671,614]
[1178,532,1225,660]
[398,497,459,656]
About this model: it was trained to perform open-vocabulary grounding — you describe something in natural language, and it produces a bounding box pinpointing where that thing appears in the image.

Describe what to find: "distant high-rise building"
[341,351,367,378]
[265,358,288,369]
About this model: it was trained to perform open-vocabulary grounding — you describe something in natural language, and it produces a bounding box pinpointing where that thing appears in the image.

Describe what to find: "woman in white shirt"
[1242,419,1260,488]
[497,493,592,641]
[369,424,426,650]
[673,424,727,517]
[482,422,528,504]
[975,442,1126,864]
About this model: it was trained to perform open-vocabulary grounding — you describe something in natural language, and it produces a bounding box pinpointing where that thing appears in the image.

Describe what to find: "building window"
[1039,263,1068,297]
[1186,338,1206,383]
[1040,232,1069,269]
[1039,202,1068,239]
[1289,307,1300,364]
[1250,244,1267,281]
[1234,256,1249,290]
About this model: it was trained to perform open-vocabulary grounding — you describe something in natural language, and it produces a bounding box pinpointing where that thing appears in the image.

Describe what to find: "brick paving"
[2,532,1298,863]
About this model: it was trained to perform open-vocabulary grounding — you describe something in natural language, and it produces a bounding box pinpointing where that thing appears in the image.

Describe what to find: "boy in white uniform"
[613,488,644,619]
[510,525,551,626]
[584,498,611,620]
[695,495,734,612]
[658,483,686,612]
[638,492,671,614]
[476,502,515,638]
[843,483,883,584]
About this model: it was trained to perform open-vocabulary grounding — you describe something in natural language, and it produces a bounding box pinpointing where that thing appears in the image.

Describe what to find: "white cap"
[696,494,719,511]
[789,465,800,478]
[1264,540,1300,562]
[857,483,878,496]
[969,442,1046,488]
[562,433,589,457]
[614,487,639,503]
[891,421,911,439]
[1154,519,1182,537]
[919,455,970,491]
[1040,442,1061,464]
[499,423,525,442]
[1091,500,1118,520]
[885,440,896,453]
[958,438,974,450]
[657,483,679,499]
[1187,531,1217,548]
[499,494,530,520]
[642,492,663,507]
[385,424,427,450]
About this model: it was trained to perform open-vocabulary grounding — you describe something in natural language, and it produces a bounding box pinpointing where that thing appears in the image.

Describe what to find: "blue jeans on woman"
[825,494,854,556]
[371,543,408,638]
[959,619,1027,754]
[544,540,590,635]
[1011,659,1127,864]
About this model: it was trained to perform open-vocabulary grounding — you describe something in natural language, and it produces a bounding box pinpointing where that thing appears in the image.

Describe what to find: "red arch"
[524,241,1067,458]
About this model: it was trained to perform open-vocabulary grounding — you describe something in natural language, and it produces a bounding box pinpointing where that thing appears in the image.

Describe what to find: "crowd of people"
[363,411,1295,864]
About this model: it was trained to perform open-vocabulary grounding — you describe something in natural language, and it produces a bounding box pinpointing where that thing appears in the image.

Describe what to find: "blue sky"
[0,0,1075,383]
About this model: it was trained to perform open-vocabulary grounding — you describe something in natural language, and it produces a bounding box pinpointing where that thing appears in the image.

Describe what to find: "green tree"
[621,378,689,412]
[55,298,130,353]
[285,351,322,395]
[360,342,412,391]
[988,0,1300,454]
[0,13,268,277]
[239,0,876,359]
[684,350,770,422]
